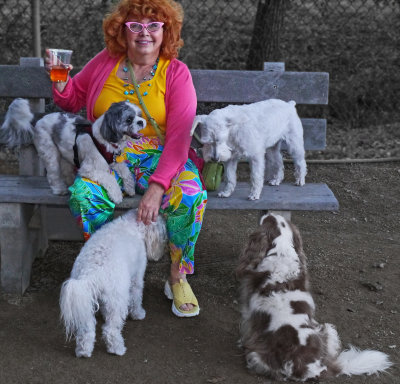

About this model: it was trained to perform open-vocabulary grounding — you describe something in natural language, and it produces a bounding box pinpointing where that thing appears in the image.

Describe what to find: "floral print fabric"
[69,136,207,274]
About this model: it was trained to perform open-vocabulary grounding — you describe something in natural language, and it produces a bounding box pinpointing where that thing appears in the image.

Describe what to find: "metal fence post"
[32,0,41,57]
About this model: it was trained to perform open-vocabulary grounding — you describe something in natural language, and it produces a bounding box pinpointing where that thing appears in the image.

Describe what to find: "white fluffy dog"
[1,98,146,202]
[236,213,392,381]
[191,99,307,200]
[60,209,167,358]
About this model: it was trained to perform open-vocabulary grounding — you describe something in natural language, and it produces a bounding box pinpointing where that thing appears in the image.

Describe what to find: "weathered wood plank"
[1,118,326,150]
[0,65,328,104]
[192,70,329,104]
[0,66,52,98]
[0,203,40,293]
[0,175,338,211]
[290,118,326,150]
[205,183,338,210]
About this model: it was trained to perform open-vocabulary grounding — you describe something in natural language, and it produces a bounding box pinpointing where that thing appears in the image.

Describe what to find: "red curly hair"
[103,0,184,59]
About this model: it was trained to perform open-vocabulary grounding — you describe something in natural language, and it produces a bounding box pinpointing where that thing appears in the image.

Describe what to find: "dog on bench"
[1,98,146,203]
[190,99,307,200]
[236,213,392,381]
[60,209,167,357]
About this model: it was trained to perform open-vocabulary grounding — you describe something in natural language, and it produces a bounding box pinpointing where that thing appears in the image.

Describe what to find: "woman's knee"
[68,176,116,223]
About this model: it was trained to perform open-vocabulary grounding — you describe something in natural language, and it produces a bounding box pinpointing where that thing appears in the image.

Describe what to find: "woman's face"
[125,17,164,58]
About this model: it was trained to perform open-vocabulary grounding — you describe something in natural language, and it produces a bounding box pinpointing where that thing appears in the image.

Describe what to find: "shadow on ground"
[1,162,399,384]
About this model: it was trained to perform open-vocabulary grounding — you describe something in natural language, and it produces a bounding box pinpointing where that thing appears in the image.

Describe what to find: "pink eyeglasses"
[125,21,164,33]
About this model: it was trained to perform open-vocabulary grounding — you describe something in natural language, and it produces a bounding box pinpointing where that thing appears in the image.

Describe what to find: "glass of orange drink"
[47,49,73,82]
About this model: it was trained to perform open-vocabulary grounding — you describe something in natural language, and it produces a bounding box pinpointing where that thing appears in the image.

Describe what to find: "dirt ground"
[0,160,399,384]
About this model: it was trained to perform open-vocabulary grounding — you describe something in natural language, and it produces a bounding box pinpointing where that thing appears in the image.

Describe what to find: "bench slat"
[0,175,338,211]
[291,118,326,150]
[0,66,328,105]
[123,182,338,210]
[0,117,326,149]
[192,70,329,104]
[0,66,52,98]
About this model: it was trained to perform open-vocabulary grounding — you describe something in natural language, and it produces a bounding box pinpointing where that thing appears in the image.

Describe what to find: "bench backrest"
[0,58,329,152]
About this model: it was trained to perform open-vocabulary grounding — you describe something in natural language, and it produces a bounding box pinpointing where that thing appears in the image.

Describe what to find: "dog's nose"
[211,156,219,162]
[137,120,144,127]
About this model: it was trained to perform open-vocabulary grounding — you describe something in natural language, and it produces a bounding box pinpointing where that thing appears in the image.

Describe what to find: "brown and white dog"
[236,213,392,381]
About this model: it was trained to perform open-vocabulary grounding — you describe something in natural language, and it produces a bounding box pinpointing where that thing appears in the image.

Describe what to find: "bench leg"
[0,203,48,294]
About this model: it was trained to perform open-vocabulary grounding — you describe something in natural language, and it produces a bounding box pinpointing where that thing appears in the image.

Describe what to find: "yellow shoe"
[164,279,200,318]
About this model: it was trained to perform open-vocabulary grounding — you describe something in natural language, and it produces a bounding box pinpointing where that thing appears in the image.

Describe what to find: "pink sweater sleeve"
[52,50,117,120]
[53,60,92,113]
[148,60,197,190]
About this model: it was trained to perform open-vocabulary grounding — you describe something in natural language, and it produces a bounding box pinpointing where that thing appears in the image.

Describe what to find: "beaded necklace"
[122,57,159,98]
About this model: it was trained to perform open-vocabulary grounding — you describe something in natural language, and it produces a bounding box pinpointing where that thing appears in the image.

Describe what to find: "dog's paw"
[248,192,261,200]
[123,180,136,196]
[295,178,305,186]
[268,178,282,186]
[75,348,93,358]
[217,190,233,198]
[108,189,123,204]
[50,185,69,195]
[107,343,127,356]
[130,307,146,320]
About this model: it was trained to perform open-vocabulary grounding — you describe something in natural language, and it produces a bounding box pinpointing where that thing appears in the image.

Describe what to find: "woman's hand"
[137,182,165,225]
[44,49,73,93]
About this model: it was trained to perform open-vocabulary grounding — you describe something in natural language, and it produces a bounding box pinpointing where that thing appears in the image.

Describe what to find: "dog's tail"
[59,278,99,339]
[0,98,35,148]
[336,345,392,376]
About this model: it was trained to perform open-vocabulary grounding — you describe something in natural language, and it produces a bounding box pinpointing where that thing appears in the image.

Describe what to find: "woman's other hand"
[137,182,164,225]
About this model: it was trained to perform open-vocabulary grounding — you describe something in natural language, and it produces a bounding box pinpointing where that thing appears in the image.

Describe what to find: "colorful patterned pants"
[68,137,207,274]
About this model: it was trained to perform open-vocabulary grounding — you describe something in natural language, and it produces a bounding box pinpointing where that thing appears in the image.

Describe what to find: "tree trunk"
[247,0,287,70]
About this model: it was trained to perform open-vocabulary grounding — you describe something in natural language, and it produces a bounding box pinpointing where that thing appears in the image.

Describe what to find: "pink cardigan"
[53,49,197,190]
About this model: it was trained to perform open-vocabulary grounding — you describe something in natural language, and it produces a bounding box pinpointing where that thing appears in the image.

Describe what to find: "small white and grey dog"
[191,99,307,200]
[1,98,146,202]
[60,209,167,358]
[236,213,392,381]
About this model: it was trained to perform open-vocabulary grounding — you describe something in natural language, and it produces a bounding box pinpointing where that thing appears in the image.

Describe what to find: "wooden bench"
[0,58,338,294]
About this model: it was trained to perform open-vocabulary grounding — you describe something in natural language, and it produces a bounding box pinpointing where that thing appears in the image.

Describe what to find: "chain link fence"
[0,0,399,128]
[0,0,110,67]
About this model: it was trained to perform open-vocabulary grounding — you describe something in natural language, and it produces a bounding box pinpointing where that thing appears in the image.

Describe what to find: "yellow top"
[93,56,170,137]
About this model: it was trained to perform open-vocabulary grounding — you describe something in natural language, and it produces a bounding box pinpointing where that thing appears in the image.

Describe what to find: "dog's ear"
[259,214,283,249]
[190,115,207,141]
[289,222,303,253]
[288,221,306,266]
[236,231,271,279]
[74,116,92,134]
[100,103,122,143]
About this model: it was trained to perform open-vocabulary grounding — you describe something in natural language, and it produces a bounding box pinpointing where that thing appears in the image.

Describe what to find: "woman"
[48,0,207,317]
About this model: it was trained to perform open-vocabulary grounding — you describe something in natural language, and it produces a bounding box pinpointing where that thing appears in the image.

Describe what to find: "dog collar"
[73,121,119,168]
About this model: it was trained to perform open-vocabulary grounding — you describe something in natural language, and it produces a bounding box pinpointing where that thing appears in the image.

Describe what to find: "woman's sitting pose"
[48,0,207,317]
